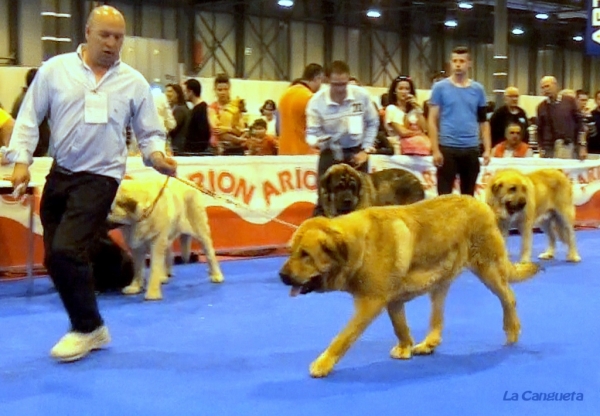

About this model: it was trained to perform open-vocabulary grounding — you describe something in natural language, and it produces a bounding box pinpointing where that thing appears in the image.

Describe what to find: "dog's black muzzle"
[279,272,294,286]
[506,199,526,215]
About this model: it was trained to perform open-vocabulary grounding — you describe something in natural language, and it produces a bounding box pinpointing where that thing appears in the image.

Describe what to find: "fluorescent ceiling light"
[535,13,549,20]
[41,12,71,18]
[458,2,473,9]
[366,8,381,18]
[444,19,458,27]
[278,0,293,7]
[512,28,524,35]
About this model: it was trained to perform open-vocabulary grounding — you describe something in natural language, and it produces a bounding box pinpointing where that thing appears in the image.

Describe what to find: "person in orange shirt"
[244,119,278,155]
[492,122,533,158]
[278,63,324,155]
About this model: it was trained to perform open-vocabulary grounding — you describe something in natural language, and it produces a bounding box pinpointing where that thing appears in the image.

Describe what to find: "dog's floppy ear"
[319,171,333,197]
[116,196,138,213]
[353,171,363,194]
[491,181,503,195]
[319,226,348,263]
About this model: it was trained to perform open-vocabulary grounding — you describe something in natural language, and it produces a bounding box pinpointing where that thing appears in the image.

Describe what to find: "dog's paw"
[390,344,413,360]
[144,290,163,301]
[566,254,582,263]
[538,251,555,260]
[210,273,224,283]
[504,322,521,344]
[122,283,142,295]
[412,342,436,356]
[309,353,335,378]
[505,330,520,345]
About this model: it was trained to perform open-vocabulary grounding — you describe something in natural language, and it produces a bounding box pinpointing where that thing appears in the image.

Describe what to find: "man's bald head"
[504,86,520,108]
[84,5,126,69]
[540,75,558,99]
[86,5,125,29]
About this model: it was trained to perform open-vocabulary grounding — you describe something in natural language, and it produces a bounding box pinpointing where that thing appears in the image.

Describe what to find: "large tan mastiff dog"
[279,194,540,378]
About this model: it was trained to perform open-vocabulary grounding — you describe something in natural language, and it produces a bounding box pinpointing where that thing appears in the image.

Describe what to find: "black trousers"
[41,164,119,333]
[436,146,481,196]
[313,146,368,217]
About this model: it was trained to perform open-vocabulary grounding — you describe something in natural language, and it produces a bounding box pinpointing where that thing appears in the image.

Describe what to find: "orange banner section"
[0,155,599,274]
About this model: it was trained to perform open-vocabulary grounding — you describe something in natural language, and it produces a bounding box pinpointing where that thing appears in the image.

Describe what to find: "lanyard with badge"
[348,102,364,135]
[85,89,108,124]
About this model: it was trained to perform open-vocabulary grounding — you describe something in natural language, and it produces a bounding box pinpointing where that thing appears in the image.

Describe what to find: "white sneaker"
[50,325,111,362]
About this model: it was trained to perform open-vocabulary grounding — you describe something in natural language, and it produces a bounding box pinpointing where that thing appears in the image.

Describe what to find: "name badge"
[348,114,363,135]
[84,91,108,124]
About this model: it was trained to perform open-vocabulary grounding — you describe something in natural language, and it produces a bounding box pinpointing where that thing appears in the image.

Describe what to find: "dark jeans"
[41,164,119,333]
[313,146,368,217]
[437,146,481,196]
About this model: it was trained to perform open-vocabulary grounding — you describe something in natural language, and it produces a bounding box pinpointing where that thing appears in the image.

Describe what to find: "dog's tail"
[508,261,543,283]
[179,234,192,263]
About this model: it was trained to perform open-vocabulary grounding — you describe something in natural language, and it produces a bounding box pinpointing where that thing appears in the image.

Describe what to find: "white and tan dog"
[109,176,224,300]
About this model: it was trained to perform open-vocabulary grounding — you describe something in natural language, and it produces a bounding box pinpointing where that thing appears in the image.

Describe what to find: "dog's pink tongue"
[290,287,302,297]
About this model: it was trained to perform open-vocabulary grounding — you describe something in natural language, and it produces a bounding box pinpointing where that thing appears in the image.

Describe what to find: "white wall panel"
[121,36,178,85]
[195,12,235,77]
[332,26,360,80]
[289,21,306,79]
[507,44,529,95]
[592,60,600,97]
[109,1,135,36]
[141,5,163,39]
[563,49,584,91]
[20,0,42,66]
[0,0,9,60]
[536,49,555,86]
[245,16,281,80]
[290,22,324,80]
[472,43,494,98]
[370,30,402,88]
[162,8,177,40]
[409,36,434,90]
[305,23,324,73]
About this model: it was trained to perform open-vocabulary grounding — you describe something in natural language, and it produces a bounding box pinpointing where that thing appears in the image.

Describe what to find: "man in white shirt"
[305,60,380,216]
[151,86,176,133]
[5,5,177,362]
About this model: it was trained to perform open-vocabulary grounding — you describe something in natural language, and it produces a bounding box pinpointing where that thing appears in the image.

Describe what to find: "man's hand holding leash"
[150,152,178,177]
[11,163,30,198]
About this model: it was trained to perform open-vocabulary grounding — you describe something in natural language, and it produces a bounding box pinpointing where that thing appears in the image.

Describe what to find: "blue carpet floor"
[1,231,599,416]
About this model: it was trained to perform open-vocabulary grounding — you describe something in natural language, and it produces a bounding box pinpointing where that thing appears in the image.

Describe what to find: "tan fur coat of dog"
[279,194,540,378]
[485,168,581,263]
[109,176,224,300]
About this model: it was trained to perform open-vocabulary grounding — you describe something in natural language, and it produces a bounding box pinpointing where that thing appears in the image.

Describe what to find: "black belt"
[50,162,75,176]
[343,145,362,152]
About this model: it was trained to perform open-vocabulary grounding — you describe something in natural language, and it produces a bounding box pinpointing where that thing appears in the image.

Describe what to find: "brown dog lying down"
[319,164,426,217]
[279,194,541,378]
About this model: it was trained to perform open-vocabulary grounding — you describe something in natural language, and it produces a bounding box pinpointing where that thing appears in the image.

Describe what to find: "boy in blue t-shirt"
[427,46,491,196]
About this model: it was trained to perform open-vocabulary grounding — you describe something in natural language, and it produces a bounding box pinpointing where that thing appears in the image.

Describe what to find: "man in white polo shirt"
[305,60,379,216]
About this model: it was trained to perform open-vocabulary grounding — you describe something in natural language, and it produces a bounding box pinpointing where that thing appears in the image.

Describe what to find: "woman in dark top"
[165,83,190,155]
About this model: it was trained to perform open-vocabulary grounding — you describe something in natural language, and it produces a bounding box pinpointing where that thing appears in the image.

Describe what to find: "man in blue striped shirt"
[4,5,177,362]
[306,61,380,216]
